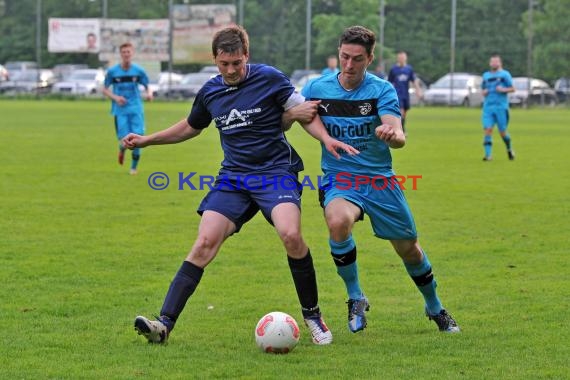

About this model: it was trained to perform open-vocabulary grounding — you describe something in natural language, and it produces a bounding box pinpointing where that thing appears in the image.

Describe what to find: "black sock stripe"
[330,247,356,267]
[411,267,434,286]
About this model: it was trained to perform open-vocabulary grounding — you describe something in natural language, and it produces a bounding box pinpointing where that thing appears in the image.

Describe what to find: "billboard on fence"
[48,18,101,53]
[99,19,169,62]
[173,4,236,64]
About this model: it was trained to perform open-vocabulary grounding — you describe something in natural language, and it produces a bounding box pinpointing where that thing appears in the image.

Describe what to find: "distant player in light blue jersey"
[481,54,515,161]
[122,25,357,345]
[297,26,459,334]
[387,51,423,134]
[103,42,152,175]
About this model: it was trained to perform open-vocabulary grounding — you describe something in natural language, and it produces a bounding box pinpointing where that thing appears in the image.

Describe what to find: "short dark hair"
[339,26,376,56]
[212,25,249,57]
[490,53,501,59]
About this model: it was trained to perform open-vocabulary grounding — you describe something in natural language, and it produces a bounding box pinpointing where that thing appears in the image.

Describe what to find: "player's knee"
[326,214,353,239]
[395,240,422,263]
[132,153,140,161]
[192,234,221,256]
[278,227,303,250]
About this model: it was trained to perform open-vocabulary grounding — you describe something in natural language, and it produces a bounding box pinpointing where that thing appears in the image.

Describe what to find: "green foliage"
[1,100,569,378]
[0,0,565,81]
[523,0,570,79]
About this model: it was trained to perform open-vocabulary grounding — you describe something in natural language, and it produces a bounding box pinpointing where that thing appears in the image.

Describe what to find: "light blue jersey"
[301,72,401,178]
[104,63,149,116]
[482,69,512,109]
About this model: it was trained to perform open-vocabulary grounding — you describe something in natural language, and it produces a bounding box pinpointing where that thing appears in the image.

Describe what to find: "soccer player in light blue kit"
[122,26,357,345]
[103,42,152,175]
[298,26,459,333]
[481,54,515,161]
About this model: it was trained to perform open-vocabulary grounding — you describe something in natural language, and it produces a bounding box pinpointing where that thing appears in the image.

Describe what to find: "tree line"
[0,0,568,83]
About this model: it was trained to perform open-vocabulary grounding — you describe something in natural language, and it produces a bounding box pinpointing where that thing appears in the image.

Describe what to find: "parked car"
[160,72,213,99]
[145,71,184,98]
[4,61,38,79]
[424,73,483,107]
[294,73,321,92]
[199,65,219,74]
[508,77,557,107]
[0,64,8,82]
[554,77,570,103]
[290,69,320,89]
[52,64,89,81]
[0,69,56,94]
[410,76,428,106]
[51,69,105,95]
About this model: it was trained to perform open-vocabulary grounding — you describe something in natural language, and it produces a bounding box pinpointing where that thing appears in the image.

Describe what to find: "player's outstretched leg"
[393,240,460,333]
[134,260,204,344]
[130,148,141,175]
[118,142,125,166]
[287,250,333,345]
[500,132,514,160]
[483,134,493,161]
[330,236,369,333]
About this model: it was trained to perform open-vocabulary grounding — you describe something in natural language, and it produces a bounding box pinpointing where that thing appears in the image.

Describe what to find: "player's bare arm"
[376,114,406,149]
[102,87,127,106]
[496,85,515,93]
[122,118,201,149]
[301,116,359,159]
[281,100,321,131]
[414,78,423,99]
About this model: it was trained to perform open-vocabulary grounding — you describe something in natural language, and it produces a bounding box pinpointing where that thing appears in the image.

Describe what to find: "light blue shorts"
[482,108,509,132]
[114,113,145,139]
[319,175,417,240]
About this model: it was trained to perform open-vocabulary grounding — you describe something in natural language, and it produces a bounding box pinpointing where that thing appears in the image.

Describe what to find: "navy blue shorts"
[398,97,410,111]
[197,171,302,233]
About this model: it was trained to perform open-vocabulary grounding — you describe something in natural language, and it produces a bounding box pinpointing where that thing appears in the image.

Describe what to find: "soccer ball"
[255,311,300,354]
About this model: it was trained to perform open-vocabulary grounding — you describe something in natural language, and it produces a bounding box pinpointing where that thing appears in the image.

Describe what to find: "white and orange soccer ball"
[254,311,300,354]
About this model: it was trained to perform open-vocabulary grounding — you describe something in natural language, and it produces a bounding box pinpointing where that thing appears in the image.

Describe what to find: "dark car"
[508,77,558,107]
[554,77,570,103]
[0,69,56,94]
[161,72,213,99]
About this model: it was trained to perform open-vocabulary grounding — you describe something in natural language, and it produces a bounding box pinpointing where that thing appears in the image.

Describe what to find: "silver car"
[52,69,105,95]
[508,77,558,107]
[424,73,483,107]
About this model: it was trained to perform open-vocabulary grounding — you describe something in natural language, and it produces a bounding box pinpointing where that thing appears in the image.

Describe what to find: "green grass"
[1,100,568,379]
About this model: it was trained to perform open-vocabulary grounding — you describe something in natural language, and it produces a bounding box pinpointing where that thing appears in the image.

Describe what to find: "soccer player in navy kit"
[103,42,153,175]
[387,51,422,134]
[481,54,515,161]
[298,26,459,333]
[122,26,357,345]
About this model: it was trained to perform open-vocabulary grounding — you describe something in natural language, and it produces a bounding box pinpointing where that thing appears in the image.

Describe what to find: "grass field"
[1,99,568,379]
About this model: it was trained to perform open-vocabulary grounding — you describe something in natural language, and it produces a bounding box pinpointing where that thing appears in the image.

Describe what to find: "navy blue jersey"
[387,64,416,101]
[188,64,303,174]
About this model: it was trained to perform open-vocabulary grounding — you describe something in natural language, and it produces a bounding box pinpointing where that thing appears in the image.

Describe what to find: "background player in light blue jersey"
[122,26,357,345]
[387,51,423,134]
[481,54,515,161]
[103,42,152,175]
[297,25,459,334]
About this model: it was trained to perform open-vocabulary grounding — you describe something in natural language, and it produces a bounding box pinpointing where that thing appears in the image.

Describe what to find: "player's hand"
[324,137,359,160]
[122,133,148,149]
[145,92,154,102]
[375,124,404,147]
[115,95,127,106]
[289,100,321,124]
